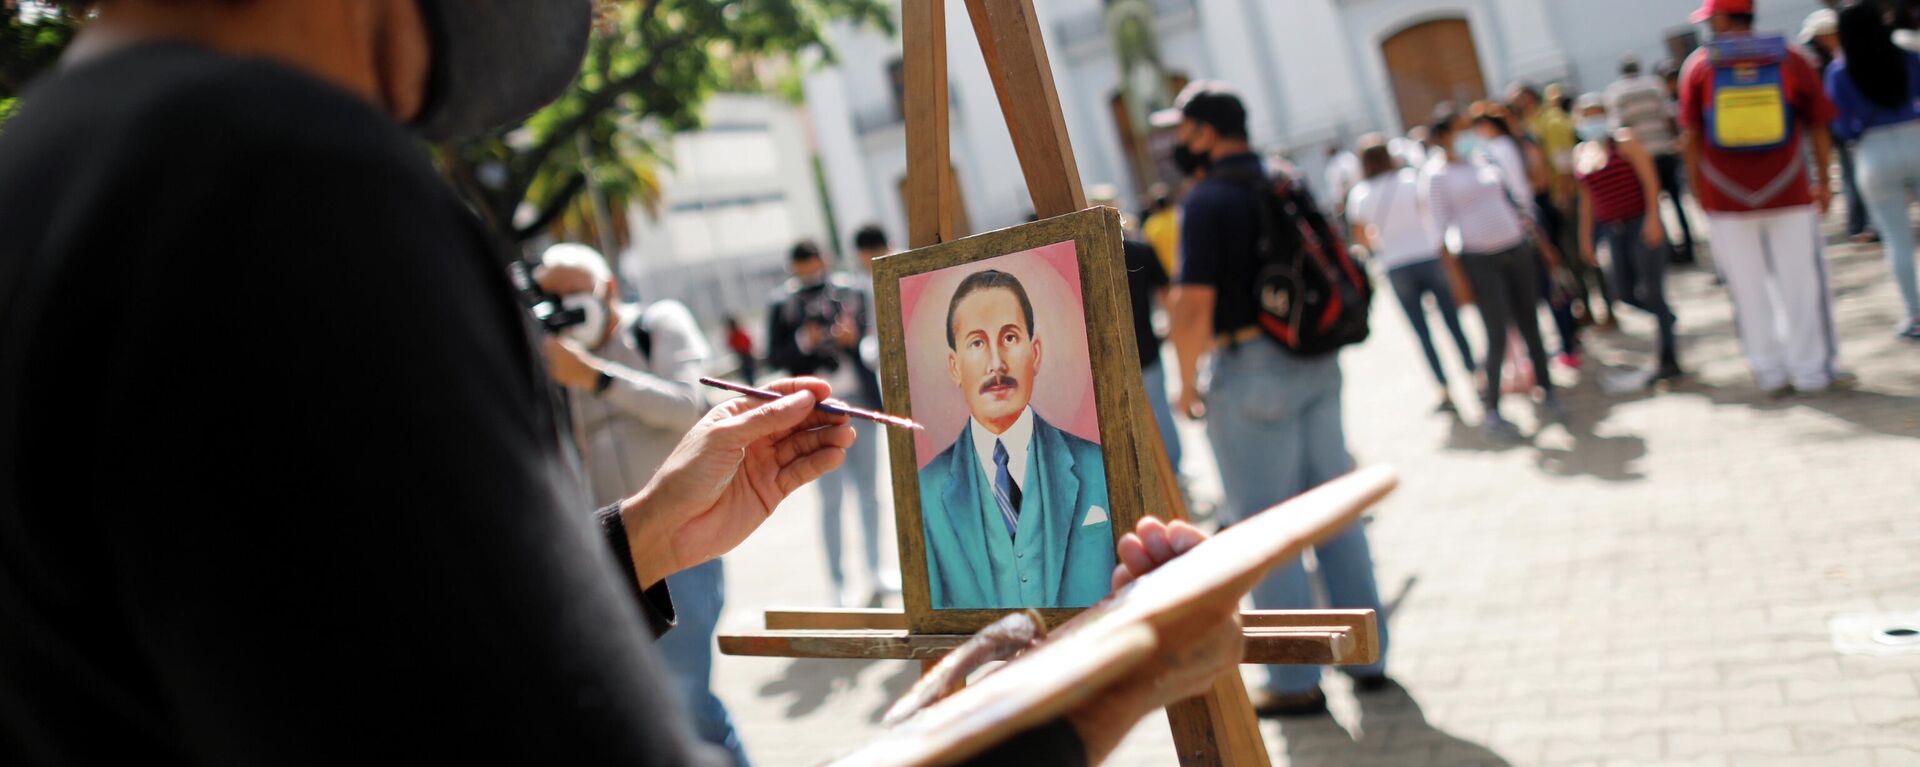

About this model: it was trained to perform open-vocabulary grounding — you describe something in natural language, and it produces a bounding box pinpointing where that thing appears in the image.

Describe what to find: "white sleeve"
[597,302,709,432]
[1344,183,1370,227]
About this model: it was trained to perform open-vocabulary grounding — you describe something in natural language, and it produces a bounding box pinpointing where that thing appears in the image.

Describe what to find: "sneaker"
[1482,414,1525,442]
[1898,321,1920,342]
[1825,371,1860,392]
[1555,352,1584,370]
[1434,394,1457,414]
[1349,673,1396,694]
[1651,363,1685,385]
[1764,384,1795,401]
[1251,687,1329,719]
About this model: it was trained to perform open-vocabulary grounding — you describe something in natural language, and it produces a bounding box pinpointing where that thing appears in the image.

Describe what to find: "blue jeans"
[1855,120,1920,323]
[1596,215,1678,366]
[1386,259,1477,387]
[657,559,752,766]
[815,418,883,591]
[1204,342,1389,694]
[1141,361,1183,474]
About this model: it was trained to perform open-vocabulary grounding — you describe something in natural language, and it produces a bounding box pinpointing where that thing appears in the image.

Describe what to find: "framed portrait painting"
[871,207,1150,634]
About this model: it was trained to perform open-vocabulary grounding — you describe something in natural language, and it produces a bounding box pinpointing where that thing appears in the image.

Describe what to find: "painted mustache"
[978,374,1019,394]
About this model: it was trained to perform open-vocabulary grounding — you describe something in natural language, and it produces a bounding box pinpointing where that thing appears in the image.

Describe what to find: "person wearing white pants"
[1703,206,1841,391]
[1679,0,1846,394]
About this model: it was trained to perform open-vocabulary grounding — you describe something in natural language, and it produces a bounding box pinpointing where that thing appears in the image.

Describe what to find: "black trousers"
[1653,153,1697,260]
[1461,244,1555,416]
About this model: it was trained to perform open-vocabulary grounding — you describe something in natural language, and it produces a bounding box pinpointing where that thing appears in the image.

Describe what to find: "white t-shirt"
[1421,160,1529,255]
[1345,169,1441,270]
[1481,136,1535,214]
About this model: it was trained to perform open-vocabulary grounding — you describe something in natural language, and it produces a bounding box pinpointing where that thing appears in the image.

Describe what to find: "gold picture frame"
[870,206,1149,634]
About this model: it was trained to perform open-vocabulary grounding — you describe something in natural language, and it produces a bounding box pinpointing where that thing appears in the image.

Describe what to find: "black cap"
[411,0,592,141]
[1149,80,1247,138]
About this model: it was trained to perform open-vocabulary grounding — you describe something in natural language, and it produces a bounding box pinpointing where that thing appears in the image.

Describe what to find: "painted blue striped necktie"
[991,438,1021,538]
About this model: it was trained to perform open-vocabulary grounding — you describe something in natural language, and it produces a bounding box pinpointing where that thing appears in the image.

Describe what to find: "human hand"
[1110,517,1240,706]
[1814,181,1832,216]
[620,378,855,586]
[1175,385,1206,420]
[831,313,860,349]
[543,337,604,390]
[1580,242,1597,268]
[801,322,827,352]
[1642,216,1666,249]
[1066,517,1241,760]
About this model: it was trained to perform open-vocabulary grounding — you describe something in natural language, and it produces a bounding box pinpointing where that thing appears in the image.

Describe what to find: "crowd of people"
[6,0,1919,764]
[0,1,1248,765]
[1096,0,1920,723]
[1304,0,1920,434]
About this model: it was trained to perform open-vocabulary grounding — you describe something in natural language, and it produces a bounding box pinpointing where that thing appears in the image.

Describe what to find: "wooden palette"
[826,465,1399,767]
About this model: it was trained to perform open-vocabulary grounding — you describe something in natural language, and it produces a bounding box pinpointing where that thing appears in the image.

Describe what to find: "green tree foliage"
[437,0,891,248]
[2,1,82,132]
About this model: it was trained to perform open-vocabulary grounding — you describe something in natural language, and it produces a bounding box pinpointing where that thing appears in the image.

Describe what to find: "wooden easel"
[717,2,1381,764]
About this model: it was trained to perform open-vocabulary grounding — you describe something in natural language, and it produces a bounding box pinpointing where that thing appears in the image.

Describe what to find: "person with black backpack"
[1152,81,1390,718]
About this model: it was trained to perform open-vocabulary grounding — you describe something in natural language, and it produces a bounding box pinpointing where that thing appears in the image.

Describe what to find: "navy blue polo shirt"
[1176,152,1264,335]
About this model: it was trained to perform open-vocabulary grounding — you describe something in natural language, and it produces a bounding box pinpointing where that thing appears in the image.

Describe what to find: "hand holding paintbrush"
[699,377,924,431]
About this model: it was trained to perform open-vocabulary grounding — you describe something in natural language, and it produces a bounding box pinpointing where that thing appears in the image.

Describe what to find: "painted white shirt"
[969,405,1035,490]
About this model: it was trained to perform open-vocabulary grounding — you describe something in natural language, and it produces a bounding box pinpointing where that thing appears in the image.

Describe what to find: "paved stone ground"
[708,205,1920,766]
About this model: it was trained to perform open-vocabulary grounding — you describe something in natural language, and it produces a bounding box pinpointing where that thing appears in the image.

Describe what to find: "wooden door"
[1381,18,1487,129]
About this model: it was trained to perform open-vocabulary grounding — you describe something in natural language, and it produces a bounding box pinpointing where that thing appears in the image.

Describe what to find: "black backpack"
[1216,164,1372,356]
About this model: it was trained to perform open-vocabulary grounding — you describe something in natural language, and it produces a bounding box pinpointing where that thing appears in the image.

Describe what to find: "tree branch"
[511,0,675,193]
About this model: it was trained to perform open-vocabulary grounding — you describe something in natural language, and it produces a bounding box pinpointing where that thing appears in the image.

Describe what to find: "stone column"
[1490,0,1570,87]
[1247,0,1373,144]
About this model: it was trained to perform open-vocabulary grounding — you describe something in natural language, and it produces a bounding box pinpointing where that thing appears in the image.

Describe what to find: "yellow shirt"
[1142,208,1179,278]
[1530,106,1578,201]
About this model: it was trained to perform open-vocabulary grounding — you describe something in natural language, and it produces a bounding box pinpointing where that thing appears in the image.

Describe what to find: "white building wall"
[801,0,1833,248]
[620,93,829,330]
[1545,0,1824,97]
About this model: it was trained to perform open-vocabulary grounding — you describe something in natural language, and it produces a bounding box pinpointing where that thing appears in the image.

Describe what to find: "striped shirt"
[1421,160,1528,254]
[1576,143,1646,224]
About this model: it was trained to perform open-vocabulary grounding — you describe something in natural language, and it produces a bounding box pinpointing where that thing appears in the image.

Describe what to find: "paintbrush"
[699,377,925,431]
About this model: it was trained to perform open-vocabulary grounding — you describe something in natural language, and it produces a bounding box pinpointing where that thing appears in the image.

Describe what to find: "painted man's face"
[948,287,1041,433]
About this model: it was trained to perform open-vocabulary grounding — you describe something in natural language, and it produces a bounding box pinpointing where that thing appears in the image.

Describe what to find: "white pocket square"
[1082,506,1108,526]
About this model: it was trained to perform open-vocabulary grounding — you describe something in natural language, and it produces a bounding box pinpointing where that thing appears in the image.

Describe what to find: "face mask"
[1451,134,1481,159]
[1577,119,1611,143]
[559,292,607,347]
[1173,143,1212,176]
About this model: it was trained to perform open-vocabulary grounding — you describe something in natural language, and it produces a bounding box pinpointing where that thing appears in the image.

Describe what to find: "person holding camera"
[0,1,1244,765]
[536,242,752,766]
[765,240,897,607]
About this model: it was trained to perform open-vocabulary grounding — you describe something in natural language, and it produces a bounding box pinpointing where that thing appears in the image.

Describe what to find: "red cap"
[1691,0,1755,23]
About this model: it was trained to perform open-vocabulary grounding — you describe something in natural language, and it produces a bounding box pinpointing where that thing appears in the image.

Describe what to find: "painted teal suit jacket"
[918,413,1114,609]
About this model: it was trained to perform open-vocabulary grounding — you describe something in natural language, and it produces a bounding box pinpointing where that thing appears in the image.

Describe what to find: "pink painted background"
[899,240,1101,469]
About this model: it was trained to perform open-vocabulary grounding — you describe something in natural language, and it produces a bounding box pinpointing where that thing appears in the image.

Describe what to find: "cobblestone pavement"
[708,208,1920,766]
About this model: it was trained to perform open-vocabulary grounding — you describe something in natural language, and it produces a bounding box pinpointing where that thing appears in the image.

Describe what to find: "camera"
[509,258,588,334]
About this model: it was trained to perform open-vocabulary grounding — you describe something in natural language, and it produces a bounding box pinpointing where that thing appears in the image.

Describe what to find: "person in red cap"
[1679,0,1852,397]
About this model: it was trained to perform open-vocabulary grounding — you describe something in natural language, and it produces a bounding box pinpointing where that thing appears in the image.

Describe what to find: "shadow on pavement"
[1278,681,1511,767]
[866,662,921,723]
[756,658,871,718]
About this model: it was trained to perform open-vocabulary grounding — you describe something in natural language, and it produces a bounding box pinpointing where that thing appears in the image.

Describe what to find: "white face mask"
[1577,118,1611,143]
[559,293,608,347]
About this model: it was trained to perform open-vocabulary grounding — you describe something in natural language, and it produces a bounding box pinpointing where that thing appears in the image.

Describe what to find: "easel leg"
[1167,674,1268,766]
